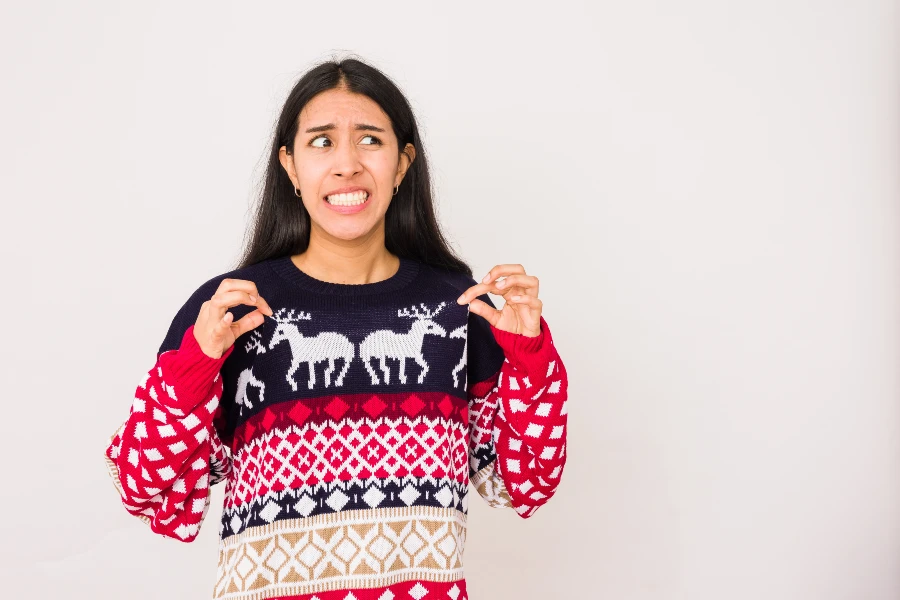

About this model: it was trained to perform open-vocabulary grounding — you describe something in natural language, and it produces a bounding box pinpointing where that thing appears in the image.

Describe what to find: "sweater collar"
[269,254,420,297]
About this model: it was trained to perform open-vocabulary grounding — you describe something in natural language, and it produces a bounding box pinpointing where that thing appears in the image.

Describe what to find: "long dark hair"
[235,56,472,278]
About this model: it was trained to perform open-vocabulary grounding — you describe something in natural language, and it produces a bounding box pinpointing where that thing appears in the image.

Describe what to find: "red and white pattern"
[104,314,569,599]
[242,578,468,600]
[226,412,468,511]
[104,326,234,541]
[469,316,568,517]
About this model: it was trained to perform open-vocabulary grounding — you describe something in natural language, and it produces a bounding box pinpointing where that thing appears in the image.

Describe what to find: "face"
[279,86,415,242]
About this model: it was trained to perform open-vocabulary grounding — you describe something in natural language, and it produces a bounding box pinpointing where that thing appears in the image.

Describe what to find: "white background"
[1,1,898,598]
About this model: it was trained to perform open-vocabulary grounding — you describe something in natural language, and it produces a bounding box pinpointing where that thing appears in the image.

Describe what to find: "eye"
[361,135,382,145]
[310,135,331,148]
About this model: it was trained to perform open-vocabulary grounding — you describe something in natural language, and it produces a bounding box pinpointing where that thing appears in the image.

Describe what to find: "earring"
[294,187,302,198]
[393,185,399,196]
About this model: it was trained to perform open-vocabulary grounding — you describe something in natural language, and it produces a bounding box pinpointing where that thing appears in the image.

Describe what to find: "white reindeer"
[235,369,265,416]
[449,324,467,388]
[359,302,447,385]
[268,308,355,391]
[235,330,267,416]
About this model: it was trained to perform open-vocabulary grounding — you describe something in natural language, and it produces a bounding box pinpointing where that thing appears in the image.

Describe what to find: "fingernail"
[457,295,465,304]
[496,280,505,288]
[482,274,490,283]
[511,295,521,300]
[249,295,257,302]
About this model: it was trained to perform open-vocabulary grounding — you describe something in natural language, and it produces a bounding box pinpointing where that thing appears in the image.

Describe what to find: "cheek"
[295,159,329,184]
[363,153,401,181]
[294,165,329,204]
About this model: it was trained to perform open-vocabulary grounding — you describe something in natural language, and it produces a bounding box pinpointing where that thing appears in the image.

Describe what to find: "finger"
[213,278,273,316]
[456,282,495,305]
[481,264,526,285]
[214,278,260,297]
[457,275,531,305]
[231,309,266,339]
[255,295,274,317]
[507,295,543,334]
[208,290,263,322]
[468,298,502,327]
[494,273,539,297]
[507,294,543,310]
[209,311,234,349]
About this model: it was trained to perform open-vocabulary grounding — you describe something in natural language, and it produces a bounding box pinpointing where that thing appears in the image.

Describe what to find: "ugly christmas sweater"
[104,254,569,600]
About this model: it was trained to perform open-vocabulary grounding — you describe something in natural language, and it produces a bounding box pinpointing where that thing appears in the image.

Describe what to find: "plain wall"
[1,0,898,598]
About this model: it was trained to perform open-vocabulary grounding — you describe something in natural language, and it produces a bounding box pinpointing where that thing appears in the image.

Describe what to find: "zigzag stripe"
[231,391,469,446]
[220,478,469,538]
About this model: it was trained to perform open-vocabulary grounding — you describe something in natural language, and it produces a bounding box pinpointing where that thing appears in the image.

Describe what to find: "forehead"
[299,88,391,128]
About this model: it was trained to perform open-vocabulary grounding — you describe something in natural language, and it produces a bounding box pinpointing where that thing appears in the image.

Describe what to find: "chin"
[323,222,377,241]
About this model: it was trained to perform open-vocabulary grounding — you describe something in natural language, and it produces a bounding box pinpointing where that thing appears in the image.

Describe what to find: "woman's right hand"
[193,278,275,359]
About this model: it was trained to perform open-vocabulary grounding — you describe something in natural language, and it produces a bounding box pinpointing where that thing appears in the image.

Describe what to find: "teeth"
[326,191,369,205]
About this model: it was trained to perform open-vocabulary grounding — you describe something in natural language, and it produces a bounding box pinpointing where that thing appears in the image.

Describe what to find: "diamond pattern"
[363,395,388,418]
[226,414,468,510]
[326,489,350,512]
[259,500,281,523]
[400,395,425,416]
[398,484,420,506]
[363,486,386,508]
[294,494,317,517]
[325,397,350,420]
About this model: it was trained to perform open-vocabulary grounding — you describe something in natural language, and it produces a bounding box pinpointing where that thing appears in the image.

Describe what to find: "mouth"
[323,190,369,214]
[324,190,370,206]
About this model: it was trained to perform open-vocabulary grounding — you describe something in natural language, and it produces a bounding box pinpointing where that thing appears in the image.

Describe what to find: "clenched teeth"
[326,191,369,205]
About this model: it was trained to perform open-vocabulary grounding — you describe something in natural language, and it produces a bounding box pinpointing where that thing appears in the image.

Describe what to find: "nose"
[332,137,363,178]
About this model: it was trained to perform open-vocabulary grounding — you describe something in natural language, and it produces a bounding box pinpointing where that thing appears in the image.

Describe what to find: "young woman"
[104,56,569,600]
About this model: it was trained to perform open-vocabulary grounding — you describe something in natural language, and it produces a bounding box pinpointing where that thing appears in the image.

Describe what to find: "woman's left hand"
[457,263,542,337]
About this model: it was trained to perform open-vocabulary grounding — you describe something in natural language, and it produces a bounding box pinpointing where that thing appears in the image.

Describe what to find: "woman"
[104,56,569,600]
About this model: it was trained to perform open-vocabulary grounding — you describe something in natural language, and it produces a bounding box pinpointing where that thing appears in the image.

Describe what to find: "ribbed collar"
[268,254,421,300]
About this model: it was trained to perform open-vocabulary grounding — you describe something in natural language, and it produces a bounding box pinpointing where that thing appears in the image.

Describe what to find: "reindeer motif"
[268,308,355,391]
[359,302,447,385]
[235,368,265,416]
[235,330,267,416]
[449,323,467,388]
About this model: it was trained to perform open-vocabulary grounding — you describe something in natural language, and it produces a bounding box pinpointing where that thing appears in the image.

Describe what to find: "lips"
[322,190,371,215]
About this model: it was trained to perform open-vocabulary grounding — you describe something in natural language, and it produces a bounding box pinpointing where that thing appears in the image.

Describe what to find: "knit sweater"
[104,254,569,600]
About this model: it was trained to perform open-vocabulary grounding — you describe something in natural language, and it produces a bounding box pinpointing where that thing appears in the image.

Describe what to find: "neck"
[293,225,399,285]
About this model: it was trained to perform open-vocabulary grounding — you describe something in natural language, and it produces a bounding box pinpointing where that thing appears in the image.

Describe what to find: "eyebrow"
[304,123,386,133]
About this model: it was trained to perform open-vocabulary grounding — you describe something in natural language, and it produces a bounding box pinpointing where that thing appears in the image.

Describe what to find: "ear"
[278,145,299,188]
[395,143,416,186]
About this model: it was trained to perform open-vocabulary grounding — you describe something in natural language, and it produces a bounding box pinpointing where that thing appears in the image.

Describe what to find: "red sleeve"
[468,315,569,518]
[103,325,234,542]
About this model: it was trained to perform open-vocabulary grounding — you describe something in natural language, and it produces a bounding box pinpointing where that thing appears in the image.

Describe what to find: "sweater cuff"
[156,324,234,412]
[489,315,556,383]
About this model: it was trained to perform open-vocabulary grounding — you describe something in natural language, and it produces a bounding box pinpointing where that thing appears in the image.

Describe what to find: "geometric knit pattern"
[214,507,466,598]
[103,255,569,599]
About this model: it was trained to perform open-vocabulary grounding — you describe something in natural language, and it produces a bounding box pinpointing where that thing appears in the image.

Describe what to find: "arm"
[103,324,234,542]
[468,314,569,518]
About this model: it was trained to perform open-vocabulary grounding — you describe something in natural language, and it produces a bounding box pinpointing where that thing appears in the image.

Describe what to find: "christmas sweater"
[103,254,569,600]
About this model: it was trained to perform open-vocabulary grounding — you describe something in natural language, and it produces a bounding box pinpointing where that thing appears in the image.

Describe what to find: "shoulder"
[157,258,281,355]
[179,257,283,306]
[416,261,478,296]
